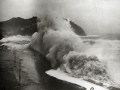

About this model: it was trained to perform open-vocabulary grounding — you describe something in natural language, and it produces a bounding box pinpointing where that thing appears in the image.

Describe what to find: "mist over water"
[84,39,120,85]
[28,10,120,86]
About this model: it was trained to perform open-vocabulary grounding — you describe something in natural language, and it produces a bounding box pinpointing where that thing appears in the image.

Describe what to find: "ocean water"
[46,35,120,90]
[2,35,120,90]
[0,35,31,50]
[1,34,120,87]
[82,35,120,85]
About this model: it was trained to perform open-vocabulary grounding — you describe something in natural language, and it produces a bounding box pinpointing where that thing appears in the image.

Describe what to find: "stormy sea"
[1,32,120,90]
[0,11,120,90]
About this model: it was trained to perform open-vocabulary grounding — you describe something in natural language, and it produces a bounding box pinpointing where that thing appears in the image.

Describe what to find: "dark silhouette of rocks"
[0,17,86,39]
[0,17,37,37]
[0,29,3,39]
[70,21,86,36]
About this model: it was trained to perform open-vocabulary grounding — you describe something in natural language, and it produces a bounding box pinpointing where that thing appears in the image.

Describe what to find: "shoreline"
[0,49,86,90]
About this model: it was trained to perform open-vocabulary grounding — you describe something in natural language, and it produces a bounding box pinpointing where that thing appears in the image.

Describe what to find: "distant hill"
[0,29,3,39]
[0,17,86,39]
[70,21,86,36]
[0,17,37,38]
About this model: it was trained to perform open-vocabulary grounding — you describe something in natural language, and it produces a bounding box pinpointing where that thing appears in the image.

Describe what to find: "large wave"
[29,10,120,86]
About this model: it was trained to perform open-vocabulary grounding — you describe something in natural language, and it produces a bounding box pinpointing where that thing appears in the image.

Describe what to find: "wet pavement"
[0,50,19,90]
[0,49,85,90]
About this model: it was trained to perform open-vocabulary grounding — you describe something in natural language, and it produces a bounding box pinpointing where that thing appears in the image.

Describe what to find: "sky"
[0,0,120,35]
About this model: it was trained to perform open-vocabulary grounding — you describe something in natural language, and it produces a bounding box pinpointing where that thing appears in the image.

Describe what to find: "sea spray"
[30,10,85,55]
[84,40,120,85]
[29,10,120,86]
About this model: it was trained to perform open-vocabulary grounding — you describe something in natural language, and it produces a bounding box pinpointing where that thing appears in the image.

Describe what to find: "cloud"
[1,0,120,34]
[0,0,37,21]
[35,0,120,35]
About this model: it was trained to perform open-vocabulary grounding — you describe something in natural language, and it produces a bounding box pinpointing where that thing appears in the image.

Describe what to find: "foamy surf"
[46,69,109,90]
[0,35,31,42]
[0,35,31,50]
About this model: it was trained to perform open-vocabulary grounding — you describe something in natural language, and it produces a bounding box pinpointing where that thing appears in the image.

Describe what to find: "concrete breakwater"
[0,49,85,90]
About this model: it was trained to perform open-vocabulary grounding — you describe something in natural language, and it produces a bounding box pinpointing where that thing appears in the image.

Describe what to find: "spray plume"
[29,9,120,86]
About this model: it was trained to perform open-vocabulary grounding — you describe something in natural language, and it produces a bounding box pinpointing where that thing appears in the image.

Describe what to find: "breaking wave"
[28,10,120,86]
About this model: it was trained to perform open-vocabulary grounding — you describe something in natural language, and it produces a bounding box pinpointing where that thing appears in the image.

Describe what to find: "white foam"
[46,69,109,90]
[0,35,31,42]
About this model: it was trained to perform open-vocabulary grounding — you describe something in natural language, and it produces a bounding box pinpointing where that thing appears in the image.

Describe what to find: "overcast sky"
[0,0,120,35]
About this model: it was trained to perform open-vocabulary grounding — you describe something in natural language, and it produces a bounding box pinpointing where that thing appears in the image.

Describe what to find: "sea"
[0,34,120,89]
